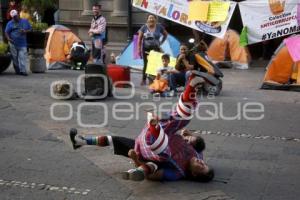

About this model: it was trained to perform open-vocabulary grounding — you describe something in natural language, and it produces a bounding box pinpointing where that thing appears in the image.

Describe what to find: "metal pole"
[127,0,132,42]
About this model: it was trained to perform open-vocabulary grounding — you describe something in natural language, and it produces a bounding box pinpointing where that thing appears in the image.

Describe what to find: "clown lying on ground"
[69,71,215,182]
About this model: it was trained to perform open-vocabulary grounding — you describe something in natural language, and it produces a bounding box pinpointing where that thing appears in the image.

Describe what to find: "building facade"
[58,0,148,56]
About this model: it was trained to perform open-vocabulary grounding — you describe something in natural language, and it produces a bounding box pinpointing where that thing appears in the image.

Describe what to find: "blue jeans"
[9,43,28,73]
[92,36,104,64]
[168,71,186,91]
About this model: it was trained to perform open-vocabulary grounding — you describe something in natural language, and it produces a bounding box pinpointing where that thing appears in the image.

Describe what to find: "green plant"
[22,0,57,17]
[31,22,48,31]
[22,0,57,10]
[0,42,9,55]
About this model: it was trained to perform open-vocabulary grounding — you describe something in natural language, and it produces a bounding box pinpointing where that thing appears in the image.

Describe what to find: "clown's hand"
[128,149,143,167]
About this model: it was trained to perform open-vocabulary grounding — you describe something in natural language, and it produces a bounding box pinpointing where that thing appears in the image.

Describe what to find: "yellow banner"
[188,0,230,22]
[188,1,209,21]
[146,51,176,76]
[208,1,230,22]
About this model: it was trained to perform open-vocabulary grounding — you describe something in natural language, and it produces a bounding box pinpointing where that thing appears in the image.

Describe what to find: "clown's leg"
[182,73,205,104]
[159,74,205,135]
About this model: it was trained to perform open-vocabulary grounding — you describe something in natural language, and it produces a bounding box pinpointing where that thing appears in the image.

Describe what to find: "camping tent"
[261,35,300,91]
[44,25,82,67]
[116,34,180,70]
[207,29,251,69]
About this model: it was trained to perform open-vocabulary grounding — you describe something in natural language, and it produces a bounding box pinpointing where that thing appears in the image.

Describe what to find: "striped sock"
[182,84,196,103]
[84,136,109,146]
[183,74,197,103]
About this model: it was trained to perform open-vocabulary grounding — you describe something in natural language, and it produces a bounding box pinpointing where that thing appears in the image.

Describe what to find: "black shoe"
[191,70,219,86]
[69,128,82,150]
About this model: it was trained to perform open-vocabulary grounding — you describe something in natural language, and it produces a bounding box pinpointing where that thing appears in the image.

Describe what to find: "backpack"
[70,42,90,66]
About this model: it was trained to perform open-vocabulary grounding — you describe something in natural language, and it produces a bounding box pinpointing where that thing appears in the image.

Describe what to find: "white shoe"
[122,169,145,181]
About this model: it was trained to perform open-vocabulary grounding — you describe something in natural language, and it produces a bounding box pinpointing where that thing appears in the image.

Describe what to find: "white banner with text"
[239,0,300,44]
[132,0,237,39]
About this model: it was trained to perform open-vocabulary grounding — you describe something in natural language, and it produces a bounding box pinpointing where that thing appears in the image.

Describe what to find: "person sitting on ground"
[168,44,195,96]
[68,41,90,70]
[185,39,210,81]
[149,53,176,94]
[70,72,216,182]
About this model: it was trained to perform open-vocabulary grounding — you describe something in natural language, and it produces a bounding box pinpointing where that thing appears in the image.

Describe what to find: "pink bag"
[133,34,141,59]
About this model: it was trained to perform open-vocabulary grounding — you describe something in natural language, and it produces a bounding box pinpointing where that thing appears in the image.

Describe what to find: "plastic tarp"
[116,34,180,70]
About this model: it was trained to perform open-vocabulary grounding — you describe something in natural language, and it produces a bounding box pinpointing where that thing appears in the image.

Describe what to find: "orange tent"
[261,37,300,91]
[207,29,251,69]
[44,25,81,66]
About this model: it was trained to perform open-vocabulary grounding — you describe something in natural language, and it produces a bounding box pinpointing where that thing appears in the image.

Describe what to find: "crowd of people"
[135,14,212,97]
[2,1,204,91]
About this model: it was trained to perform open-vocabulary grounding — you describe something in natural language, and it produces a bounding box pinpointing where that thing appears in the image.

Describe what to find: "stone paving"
[0,64,300,199]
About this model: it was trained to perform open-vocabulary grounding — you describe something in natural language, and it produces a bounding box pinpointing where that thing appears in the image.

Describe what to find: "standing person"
[6,0,19,21]
[88,4,106,64]
[138,14,168,86]
[5,9,32,76]
[2,0,20,42]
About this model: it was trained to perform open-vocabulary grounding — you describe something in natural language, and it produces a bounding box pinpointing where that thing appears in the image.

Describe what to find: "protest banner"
[239,0,300,44]
[132,0,236,39]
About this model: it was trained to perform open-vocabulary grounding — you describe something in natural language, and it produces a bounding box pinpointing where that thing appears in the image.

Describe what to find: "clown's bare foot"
[128,149,138,160]
[128,149,143,167]
[181,129,192,136]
